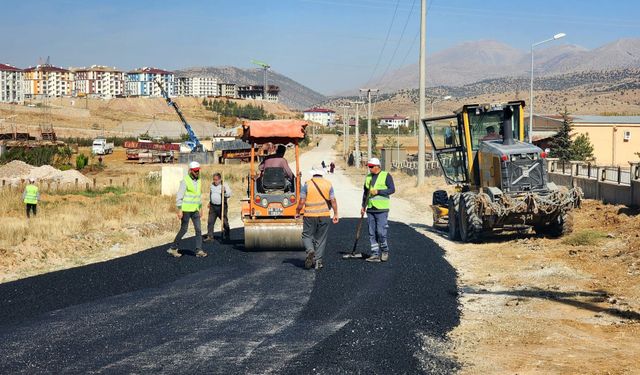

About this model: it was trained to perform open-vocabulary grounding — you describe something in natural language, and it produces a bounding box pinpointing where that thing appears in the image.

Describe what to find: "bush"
[561,230,606,246]
[75,153,89,170]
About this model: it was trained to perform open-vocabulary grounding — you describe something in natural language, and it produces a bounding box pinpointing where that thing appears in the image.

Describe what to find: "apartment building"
[72,65,125,99]
[0,63,24,103]
[23,64,73,98]
[126,67,175,97]
[379,114,409,129]
[237,85,279,102]
[176,76,219,97]
[218,83,237,98]
[303,107,336,126]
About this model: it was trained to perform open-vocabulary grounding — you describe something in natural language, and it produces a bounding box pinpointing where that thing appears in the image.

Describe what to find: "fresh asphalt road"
[0,219,459,374]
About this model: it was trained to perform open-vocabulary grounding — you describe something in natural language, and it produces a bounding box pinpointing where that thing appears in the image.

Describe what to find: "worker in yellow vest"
[296,167,339,270]
[23,177,40,218]
[361,158,395,263]
[168,161,206,258]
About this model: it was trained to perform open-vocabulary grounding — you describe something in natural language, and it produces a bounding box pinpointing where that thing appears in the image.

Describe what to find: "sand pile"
[0,160,91,186]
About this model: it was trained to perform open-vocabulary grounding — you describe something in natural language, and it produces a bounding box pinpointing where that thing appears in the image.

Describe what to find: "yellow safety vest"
[181,176,202,212]
[365,171,390,210]
[304,178,332,217]
[24,184,39,205]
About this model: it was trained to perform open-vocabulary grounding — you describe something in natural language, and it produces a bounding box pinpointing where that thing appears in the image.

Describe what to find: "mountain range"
[360,38,640,94]
[174,66,326,110]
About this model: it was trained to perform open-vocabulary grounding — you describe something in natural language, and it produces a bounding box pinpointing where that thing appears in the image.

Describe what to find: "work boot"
[195,249,208,258]
[315,259,324,270]
[203,234,214,243]
[366,254,381,263]
[304,251,315,270]
[381,252,389,262]
[167,247,182,258]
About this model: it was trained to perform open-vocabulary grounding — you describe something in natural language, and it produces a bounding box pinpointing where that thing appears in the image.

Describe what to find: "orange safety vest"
[304,177,332,217]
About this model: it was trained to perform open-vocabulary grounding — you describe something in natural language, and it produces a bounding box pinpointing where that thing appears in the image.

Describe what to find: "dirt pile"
[0,160,91,186]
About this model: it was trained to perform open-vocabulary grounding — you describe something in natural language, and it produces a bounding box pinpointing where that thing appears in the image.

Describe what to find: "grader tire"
[447,193,461,241]
[544,210,574,238]
[459,192,483,243]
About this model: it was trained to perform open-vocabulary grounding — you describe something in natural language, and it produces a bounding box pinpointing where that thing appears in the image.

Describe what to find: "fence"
[0,176,137,193]
[547,158,640,206]
[392,160,442,177]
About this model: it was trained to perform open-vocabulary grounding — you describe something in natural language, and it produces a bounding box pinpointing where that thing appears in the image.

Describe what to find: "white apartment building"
[218,83,237,98]
[303,107,336,126]
[176,76,219,97]
[126,67,175,97]
[72,65,125,99]
[379,114,409,129]
[0,63,24,103]
[23,64,73,98]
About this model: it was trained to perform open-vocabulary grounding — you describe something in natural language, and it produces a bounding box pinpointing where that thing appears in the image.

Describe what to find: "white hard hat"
[310,167,325,176]
[29,177,36,183]
[189,161,201,170]
[367,157,381,167]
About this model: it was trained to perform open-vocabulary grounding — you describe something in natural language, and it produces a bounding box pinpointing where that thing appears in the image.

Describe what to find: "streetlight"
[429,95,452,161]
[529,32,565,142]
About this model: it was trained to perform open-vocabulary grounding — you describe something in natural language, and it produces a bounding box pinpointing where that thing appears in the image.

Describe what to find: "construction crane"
[251,59,270,101]
[154,79,203,152]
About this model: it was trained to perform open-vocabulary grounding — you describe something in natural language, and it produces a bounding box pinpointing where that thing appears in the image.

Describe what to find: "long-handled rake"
[342,191,370,260]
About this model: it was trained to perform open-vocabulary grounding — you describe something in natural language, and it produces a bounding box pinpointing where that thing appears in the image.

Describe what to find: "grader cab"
[424,101,582,242]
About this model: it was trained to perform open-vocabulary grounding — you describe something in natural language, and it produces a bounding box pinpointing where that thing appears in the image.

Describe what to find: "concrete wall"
[548,171,638,207]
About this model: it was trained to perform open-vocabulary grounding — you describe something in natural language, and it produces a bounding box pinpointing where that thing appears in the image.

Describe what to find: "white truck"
[92,138,114,155]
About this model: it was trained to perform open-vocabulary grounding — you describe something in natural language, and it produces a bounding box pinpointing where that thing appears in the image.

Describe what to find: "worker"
[23,177,40,218]
[329,161,335,174]
[168,161,206,258]
[258,144,293,180]
[361,157,395,263]
[204,172,231,243]
[296,167,339,270]
[481,125,502,141]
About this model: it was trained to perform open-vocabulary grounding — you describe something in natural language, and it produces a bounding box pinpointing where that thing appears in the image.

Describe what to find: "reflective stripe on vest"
[24,184,38,205]
[365,171,390,210]
[304,178,332,217]
[181,176,202,212]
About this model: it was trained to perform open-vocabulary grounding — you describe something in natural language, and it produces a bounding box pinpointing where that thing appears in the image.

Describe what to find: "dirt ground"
[332,136,640,374]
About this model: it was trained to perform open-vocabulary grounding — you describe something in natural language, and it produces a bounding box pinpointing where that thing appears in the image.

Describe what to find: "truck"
[92,138,114,155]
[124,139,179,163]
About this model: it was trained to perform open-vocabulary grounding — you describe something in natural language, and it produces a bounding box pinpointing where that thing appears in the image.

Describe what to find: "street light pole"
[339,105,350,158]
[360,88,378,161]
[417,0,427,186]
[350,101,364,167]
[529,32,566,143]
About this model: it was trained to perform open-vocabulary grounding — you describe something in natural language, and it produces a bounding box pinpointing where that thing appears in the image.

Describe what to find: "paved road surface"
[0,137,459,374]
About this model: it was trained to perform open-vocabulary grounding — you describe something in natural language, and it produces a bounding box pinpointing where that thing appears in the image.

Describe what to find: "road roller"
[241,119,307,250]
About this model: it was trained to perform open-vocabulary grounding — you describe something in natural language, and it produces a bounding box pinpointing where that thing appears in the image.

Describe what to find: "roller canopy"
[241,120,308,144]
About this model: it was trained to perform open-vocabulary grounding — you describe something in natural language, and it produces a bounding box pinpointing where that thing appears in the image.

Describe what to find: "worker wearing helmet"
[168,161,206,258]
[361,157,395,263]
[23,177,40,218]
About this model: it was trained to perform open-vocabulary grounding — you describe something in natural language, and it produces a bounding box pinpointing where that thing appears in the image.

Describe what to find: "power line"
[376,0,417,90]
[364,0,401,87]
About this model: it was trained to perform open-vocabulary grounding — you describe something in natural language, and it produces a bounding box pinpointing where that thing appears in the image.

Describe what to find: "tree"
[548,108,573,162]
[570,133,594,161]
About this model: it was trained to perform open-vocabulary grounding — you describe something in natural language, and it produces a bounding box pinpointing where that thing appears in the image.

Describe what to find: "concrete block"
[162,166,186,196]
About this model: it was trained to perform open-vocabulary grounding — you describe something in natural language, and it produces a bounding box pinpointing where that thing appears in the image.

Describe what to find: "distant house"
[379,114,408,129]
[71,65,125,99]
[126,67,174,97]
[303,107,336,126]
[23,64,73,98]
[0,63,24,103]
[530,114,640,166]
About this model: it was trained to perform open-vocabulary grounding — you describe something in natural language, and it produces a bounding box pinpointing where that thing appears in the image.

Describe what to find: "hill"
[357,38,640,94]
[174,66,326,110]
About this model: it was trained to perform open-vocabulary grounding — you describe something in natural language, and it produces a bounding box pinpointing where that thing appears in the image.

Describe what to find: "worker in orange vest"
[296,167,339,270]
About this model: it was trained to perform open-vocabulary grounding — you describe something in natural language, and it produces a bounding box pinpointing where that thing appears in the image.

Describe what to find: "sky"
[1,0,639,95]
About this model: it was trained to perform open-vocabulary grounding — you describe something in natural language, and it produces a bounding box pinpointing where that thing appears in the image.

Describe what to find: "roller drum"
[244,220,304,250]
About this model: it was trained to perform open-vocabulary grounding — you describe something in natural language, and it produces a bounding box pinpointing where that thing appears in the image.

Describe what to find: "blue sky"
[1,0,639,95]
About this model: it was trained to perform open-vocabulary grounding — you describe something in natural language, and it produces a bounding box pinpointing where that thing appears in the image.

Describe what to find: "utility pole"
[350,101,364,167]
[360,88,379,161]
[339,104,350,158]
[417,0,427,185]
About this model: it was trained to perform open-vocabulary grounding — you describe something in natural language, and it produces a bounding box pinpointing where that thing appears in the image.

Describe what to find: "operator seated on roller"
[257,144,294,192]
[481,125,502,141]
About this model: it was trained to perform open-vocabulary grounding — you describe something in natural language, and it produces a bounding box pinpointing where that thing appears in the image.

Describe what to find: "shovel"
[342,191,370,259]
